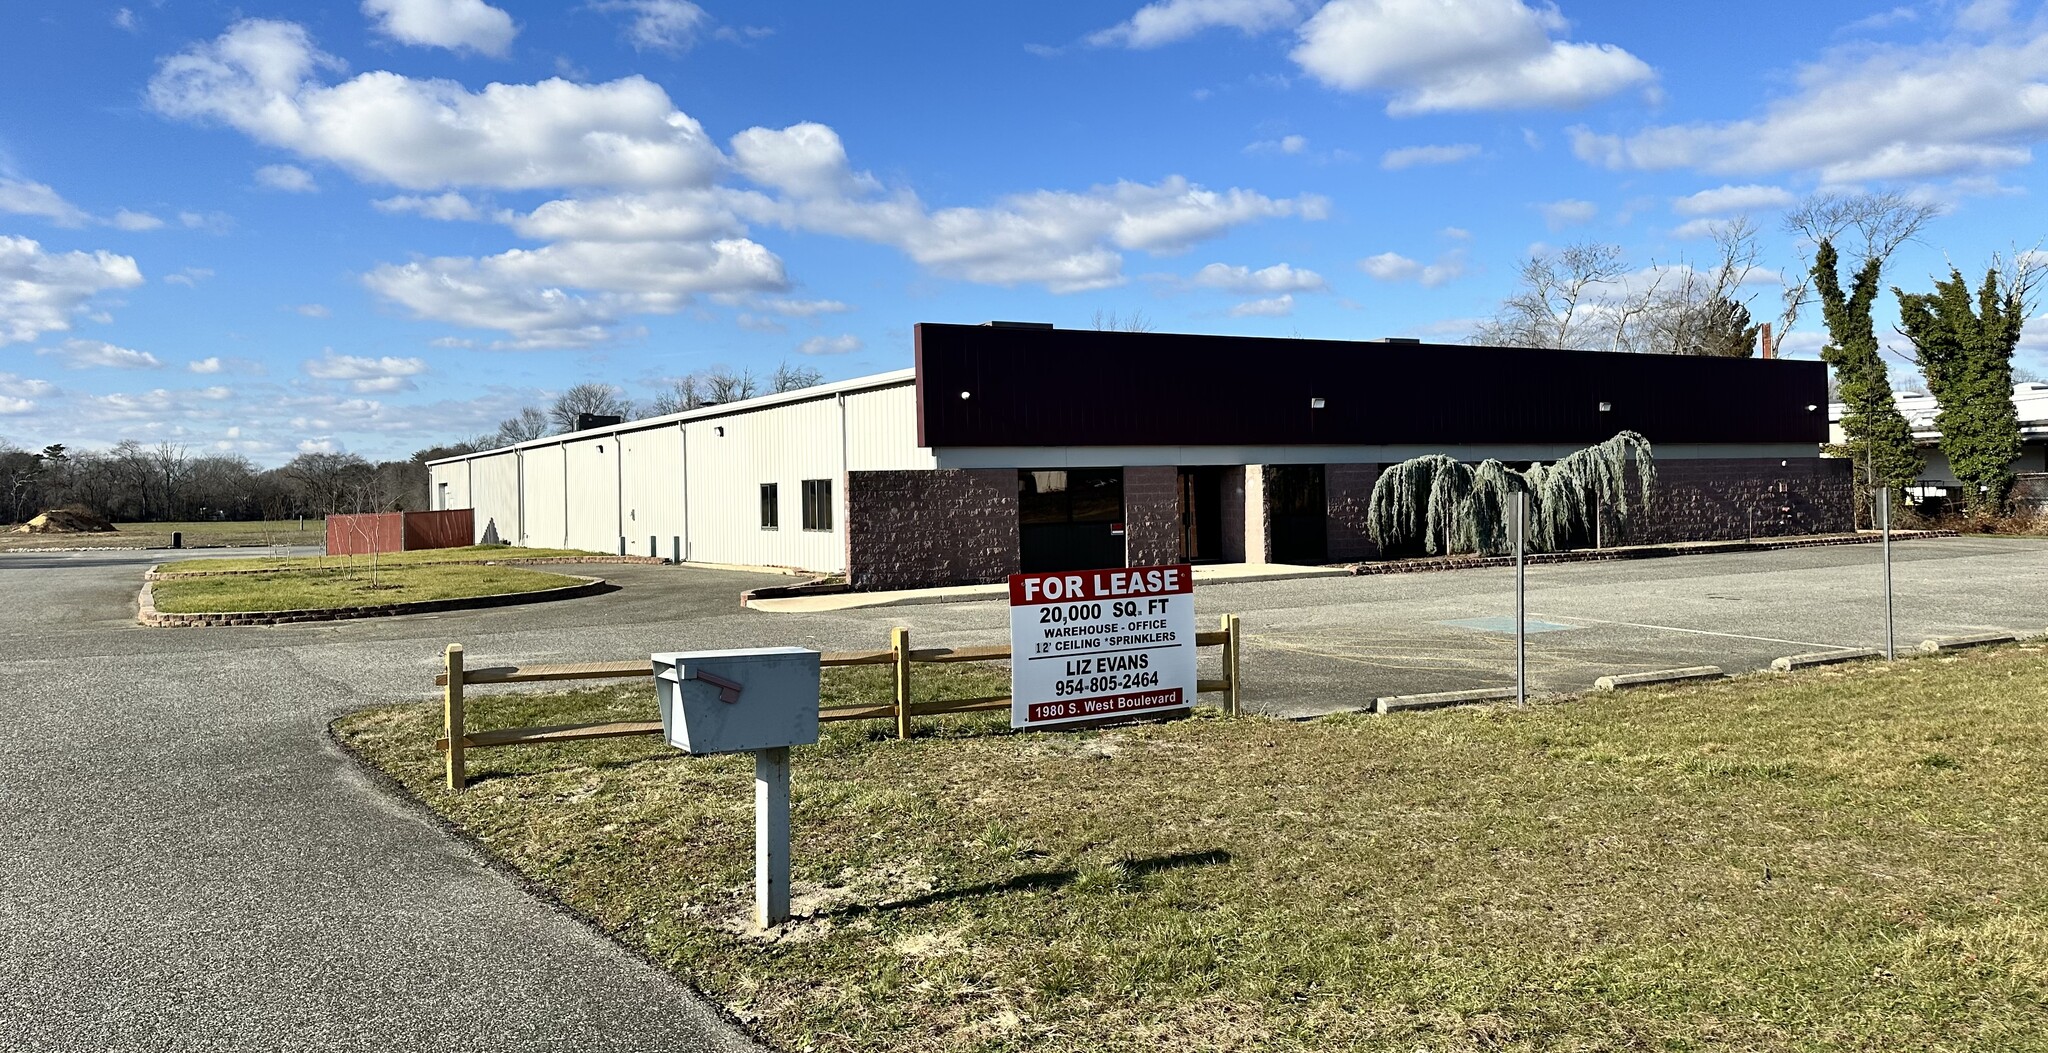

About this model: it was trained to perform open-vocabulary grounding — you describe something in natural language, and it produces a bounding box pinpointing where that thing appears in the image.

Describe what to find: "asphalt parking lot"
[4,535,2043,1050]
[804,535,2048,716]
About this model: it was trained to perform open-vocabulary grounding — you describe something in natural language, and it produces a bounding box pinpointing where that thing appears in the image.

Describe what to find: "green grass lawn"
[150,563,583,613]
[334,646,2048,1053]
[156,544,596,575]
[0,519,318,551]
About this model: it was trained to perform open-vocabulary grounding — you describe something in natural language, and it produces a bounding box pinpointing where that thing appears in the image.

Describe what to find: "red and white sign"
[1009,564,1197,729]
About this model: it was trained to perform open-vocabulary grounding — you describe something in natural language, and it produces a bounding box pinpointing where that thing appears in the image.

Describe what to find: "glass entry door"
[1266,464,1327,565]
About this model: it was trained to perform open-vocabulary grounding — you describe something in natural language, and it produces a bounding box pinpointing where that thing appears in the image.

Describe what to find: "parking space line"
[1539,613,1851,651]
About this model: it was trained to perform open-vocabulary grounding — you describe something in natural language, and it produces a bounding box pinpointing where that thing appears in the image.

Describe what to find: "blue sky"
[2,0,2046,463]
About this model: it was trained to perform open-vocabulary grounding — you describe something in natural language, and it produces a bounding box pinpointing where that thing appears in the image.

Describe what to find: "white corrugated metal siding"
[424,371,920,566]
[432,460,472,511]
[563,435,622,553]
[620,424,685,559]
[521,444,567,548]
[470,452,520,543]
[684,395,845,571]
[845,384,938,471]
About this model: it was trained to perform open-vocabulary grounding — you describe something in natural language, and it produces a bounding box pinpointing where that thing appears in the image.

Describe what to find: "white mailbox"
[652,646,821,756]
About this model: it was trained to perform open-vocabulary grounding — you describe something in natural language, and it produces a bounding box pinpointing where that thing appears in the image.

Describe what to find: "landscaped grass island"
[155,544,597,575]
[336,646,2048,1052]
[149,563,584,614]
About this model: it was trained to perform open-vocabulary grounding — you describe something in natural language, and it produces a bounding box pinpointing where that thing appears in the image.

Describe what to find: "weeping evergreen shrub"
[1366,431,1656,558]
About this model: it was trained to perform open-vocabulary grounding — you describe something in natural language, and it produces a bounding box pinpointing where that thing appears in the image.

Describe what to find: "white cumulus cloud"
[362,0,518,57]
[255,164,318,192]
[0,236,144,346]
[1291,0,1654,114]
[1229,294,1296,317]
[1538,198,1598,229]
[1381,143,1481,170]
[1570,22,2048,181]
[39,338,162,370]
[592,0,707,53]
[1358,249,1466,287]
[150,21,721,190]
[1671,184,1796,216]
[189,357,224,373]
[374,192,483,221]
[1189,262,1327,293]
[796,333,862,355]
[1089,0,1303,48]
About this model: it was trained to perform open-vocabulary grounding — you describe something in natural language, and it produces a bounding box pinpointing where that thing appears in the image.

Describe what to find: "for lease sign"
[1009,564,1196,730]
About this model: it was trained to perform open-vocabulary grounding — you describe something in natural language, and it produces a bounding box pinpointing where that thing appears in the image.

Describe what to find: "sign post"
[1009,564,1197,729]
[1879,488,1895,661]
[1512,491,1528,706]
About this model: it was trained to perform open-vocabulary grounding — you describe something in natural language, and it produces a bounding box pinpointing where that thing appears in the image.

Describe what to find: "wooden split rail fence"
[436,615,1244,790]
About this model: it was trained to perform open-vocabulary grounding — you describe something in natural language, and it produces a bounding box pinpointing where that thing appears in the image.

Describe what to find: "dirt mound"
[16,507,114,533]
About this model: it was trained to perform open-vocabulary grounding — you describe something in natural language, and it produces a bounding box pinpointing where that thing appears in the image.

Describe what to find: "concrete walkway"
[746,561,1350,612]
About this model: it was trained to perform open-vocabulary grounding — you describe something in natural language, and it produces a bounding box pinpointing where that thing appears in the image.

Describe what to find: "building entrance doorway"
[1019,469,1125,573]
[1177,467,1225,563]
[1266,464,1327,564]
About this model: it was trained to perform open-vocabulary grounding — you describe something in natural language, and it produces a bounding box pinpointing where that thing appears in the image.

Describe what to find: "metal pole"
[754,746,791,929]
[1881,488,1895,661]
[1514,491,1527,706]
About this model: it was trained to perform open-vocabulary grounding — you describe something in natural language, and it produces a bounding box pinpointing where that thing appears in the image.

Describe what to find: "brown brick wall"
[1325,463,1381,562]
[1633,457,1853,544]
[846,469,1020,590]
[1123,465,1181,567]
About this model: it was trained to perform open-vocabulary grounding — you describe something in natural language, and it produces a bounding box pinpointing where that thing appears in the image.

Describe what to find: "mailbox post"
[652,646,820,929]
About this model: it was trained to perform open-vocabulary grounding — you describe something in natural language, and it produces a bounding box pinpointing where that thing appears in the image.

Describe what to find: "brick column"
[1122,466,1181,567]
[1325,463,1380,562]
[845,469,1020,590]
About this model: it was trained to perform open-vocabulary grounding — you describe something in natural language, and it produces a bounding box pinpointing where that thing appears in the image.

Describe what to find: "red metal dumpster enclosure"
[325,509,474,556]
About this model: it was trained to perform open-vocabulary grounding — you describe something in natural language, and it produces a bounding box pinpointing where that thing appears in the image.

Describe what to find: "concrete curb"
[1348,530,1960,577]
[138,570,613,627]
[1918,632,2021,653]
[1770,648,1883,671]
[1373,687,1520,714]
[1593,666,1724,691]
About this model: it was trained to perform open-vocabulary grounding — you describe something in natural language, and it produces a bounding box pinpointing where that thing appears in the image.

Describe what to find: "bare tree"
[1089,309,1157,332]
[1615,219,1766,357]
[699,367,759,404]
[650,375,706,415]
[547,383,635,433]
[1777,191,1942,356]
[280,452,374,515]
[1473,242,1627,349]
[770,361,824,393]
[152,442,190,519]
[493,407,549,445]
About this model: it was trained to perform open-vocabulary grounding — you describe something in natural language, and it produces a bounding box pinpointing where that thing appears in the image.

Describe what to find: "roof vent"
[981,320,1055,329]
[1375,337,1422,344]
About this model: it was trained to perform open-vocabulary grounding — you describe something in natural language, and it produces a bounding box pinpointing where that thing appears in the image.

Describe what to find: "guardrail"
[435,614,1244,790]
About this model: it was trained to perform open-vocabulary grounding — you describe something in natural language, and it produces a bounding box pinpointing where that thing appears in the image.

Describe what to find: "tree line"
[482,362,822,447]
[0,441,445,524]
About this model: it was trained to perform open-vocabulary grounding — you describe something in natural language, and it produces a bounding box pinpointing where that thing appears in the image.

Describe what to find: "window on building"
[759,483,779,530]
[801,479,833,531]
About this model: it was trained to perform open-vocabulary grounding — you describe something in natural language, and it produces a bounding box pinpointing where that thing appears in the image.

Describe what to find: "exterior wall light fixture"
[1309,397,1326,409]
[1598,401,1613,412]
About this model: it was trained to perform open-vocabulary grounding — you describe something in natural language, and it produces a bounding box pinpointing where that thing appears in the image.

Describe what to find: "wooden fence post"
[892,626,911,741]
[1224,614,1242,717]
[444,643,466,791]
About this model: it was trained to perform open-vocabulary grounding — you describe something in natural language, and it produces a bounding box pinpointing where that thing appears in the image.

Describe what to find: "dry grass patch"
[150,563,582,613]
[335,647,2048,1052]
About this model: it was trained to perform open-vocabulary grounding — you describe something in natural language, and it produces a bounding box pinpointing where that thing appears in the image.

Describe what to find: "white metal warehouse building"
[428,369,928,570]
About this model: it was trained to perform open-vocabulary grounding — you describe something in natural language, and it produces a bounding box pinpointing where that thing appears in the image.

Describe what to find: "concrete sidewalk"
[744,561,1350,612]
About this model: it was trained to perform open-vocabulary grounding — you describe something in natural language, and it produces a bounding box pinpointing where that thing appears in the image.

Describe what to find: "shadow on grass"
[822,848,1233,919]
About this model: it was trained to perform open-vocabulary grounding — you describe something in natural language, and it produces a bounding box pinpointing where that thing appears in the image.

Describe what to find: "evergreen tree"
[1895,267,2026,518]
[1813,239,1920,527]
